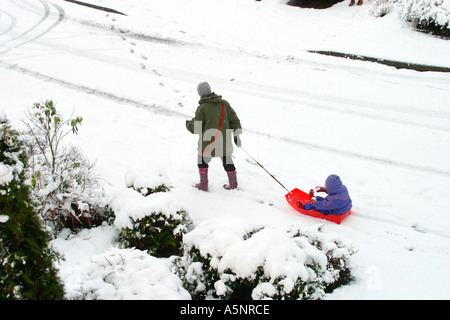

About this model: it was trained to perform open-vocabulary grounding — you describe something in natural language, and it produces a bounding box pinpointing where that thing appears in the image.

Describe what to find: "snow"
[124,166,171,194]
[51,224,190,299]
[1,0,450,300]
[190,222,310,281]
[110,186,188,230]
[0,163,14,186]
[402,0,450,27]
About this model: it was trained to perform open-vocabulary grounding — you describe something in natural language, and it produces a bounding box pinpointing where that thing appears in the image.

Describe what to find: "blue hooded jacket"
[310,175,352,216]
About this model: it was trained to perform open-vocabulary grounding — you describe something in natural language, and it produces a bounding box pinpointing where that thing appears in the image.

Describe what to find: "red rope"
[200,100,225,155]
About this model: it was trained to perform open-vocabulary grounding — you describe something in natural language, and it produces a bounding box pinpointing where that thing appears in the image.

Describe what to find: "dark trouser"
[197,155,236,172]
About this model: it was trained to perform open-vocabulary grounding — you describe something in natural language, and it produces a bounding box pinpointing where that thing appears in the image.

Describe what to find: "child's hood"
[325,175,345,195]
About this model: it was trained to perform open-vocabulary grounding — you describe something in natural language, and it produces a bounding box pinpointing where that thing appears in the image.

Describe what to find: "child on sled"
[298,174,352,216]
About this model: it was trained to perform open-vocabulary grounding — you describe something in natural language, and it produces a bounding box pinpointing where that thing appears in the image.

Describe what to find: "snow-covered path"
[1,0,450,299]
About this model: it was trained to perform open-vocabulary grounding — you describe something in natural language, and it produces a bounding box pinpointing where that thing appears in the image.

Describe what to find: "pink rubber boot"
[196,168,208,191]
[223,170,238,190]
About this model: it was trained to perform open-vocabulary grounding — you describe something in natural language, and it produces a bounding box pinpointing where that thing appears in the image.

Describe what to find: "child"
[298,174,352,216]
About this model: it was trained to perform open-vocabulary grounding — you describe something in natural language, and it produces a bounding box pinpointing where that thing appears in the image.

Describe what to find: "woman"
[186,82,242,191]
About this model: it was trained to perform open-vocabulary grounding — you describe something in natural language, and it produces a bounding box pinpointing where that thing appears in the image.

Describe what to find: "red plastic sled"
[285,188,351,224]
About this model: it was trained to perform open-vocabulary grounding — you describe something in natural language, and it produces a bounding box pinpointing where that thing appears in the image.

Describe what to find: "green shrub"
[175,219,355,300]
[120,209,192,257]
[112,170,193,258]
[0,114,65,299]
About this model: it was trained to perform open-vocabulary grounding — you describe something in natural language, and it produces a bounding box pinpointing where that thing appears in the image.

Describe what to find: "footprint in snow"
[411,224,426,233]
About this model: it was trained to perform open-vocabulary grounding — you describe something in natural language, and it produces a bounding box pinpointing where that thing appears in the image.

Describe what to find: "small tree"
[0,113,65,299]
[23,100,105,234]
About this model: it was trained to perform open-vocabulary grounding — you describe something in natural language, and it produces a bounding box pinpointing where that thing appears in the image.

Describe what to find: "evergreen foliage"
[175,222,355,300]
[116,175,193,258]
[120,209,192,257]
[0,115,65,300]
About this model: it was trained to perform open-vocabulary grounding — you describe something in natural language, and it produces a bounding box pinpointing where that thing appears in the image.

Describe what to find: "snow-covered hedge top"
[110,187,187,230]
[125,167,171,194]
[402,0,450,28]
[182,217,353,298]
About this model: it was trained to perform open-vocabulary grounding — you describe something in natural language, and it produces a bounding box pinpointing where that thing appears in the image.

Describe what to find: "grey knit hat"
[197,82,212,98]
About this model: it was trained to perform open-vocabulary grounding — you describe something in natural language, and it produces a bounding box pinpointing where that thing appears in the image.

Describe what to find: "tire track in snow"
[349,211,450,240]
[0,60,190,120]
[44,11,450,132]
[1,1,449,178]
[1,0,49,47]
[2,60,449,179]
[219,80,450,133]
[0,0,64,54]
[102,23,450,128]
[245,128,450,178]
[0,10,17,37]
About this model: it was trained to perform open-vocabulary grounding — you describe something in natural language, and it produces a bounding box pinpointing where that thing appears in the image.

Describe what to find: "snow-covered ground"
[1,0,450,300]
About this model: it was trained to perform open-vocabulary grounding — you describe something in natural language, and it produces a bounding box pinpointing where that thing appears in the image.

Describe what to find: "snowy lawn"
[1,0,450,300]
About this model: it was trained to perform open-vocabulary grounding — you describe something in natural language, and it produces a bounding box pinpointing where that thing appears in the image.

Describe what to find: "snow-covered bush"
[65,246,190,300]
[112,169,193,257]
[175,218,355,300]
[125,167,171,196]
[22,100,106,234]
[0,113,65,299]
[369,0,394,17]
[401,0,450,36]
